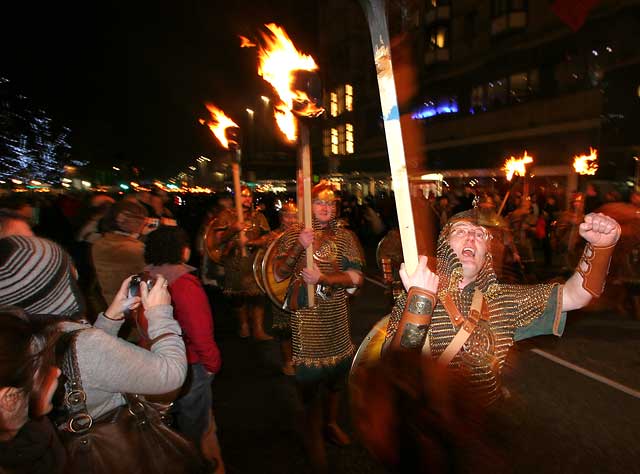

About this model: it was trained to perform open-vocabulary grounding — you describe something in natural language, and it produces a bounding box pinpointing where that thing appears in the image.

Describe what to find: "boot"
[250,305,273,341]
[237,305,250,338]
[324,390,351,447]
[280,339,295,375]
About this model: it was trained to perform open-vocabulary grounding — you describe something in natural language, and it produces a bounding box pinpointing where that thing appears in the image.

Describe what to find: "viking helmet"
[312,180,339,202]
[436,209,499,298]
[240,185,252,198]
[280,200,298,215]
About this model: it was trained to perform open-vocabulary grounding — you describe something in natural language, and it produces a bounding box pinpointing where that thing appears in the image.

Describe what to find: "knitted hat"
[0,236,84,318]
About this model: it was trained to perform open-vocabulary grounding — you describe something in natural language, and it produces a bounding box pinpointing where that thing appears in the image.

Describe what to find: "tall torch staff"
[247,23,325,306]
[359,0,419,274]
[498,151,534,215]
[230,147,247,257]
[299,123,314,301]
[200,103,246,257]
[570,148,598,252]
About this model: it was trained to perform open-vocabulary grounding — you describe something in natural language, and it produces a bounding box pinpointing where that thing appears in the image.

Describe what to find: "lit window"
[331,128,339,155]
[337,86,345,115]
[338,124,346,155]
[428,26,448,50]
[345,84,354,112]
[330,92,338,117]
[346,123,354,154]
[412,97,458,119]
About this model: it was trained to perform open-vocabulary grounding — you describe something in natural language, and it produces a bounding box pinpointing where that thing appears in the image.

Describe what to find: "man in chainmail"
[273,181,364,473]
[212,185,272,340]
[384,207,621,407]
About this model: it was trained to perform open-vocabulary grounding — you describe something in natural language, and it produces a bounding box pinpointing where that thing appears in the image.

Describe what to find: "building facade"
[318,0,640,196]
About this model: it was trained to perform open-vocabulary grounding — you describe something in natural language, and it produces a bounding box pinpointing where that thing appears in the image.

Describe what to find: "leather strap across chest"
[437,289,487,365]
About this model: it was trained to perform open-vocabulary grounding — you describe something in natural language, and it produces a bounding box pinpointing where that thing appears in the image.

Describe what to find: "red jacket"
[168,273,222,374]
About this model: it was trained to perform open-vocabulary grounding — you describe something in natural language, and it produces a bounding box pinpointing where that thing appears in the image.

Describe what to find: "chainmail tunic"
[276,219,364,368]
[214,208,270,296]
[386,208,562,406]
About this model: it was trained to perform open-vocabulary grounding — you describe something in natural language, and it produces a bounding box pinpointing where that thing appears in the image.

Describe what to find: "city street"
[210,265,640,474]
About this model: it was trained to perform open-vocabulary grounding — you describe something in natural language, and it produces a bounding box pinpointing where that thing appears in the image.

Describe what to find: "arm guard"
[576,242,616,297]
[388,287,436,351]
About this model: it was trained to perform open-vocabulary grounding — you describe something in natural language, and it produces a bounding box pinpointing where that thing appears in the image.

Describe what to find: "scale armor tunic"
[276,219,364,368]
[385,209,565,406]
[215,208,270,296]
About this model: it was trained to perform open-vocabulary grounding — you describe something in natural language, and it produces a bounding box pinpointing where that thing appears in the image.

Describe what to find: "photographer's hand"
[140,275,172,310]
[105,276,141,320]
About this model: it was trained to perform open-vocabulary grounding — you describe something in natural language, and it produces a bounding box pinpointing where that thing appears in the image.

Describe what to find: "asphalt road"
[209,268,640,474]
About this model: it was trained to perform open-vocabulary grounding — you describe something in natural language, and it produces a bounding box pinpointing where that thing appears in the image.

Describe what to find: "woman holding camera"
[0,235,192,471]
[144,226,224,474]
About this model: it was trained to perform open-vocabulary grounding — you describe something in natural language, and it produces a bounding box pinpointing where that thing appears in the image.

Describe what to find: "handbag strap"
[58,330,94,434]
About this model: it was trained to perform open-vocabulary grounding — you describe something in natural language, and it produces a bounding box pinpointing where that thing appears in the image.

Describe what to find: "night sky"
[0,0,319,179]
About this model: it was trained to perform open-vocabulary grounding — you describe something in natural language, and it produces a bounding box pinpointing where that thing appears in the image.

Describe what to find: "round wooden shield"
[349,316,389,378]
[252,248,266,294]
[203,218,224,263]
[261,236,292,311]
[375,229,403,270]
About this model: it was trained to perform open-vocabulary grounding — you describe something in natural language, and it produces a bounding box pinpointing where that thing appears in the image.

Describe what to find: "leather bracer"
[576,242,616,297]
[389,287,436,351]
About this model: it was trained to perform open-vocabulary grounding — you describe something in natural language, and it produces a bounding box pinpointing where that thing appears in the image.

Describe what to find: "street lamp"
[246,108,254,117]
[260,95,270,105]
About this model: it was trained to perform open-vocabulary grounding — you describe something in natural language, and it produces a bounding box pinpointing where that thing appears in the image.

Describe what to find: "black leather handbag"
[55,331,207,474]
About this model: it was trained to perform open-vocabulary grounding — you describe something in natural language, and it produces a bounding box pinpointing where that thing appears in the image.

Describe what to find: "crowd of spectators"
[0,180,638,473]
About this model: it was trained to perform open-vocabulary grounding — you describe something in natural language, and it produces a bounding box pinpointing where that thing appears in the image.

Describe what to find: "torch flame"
[255,23,324,141]
[239,36,256,48]
[201,103,239,150]
[572,148,598,175]
[503,151,534,181]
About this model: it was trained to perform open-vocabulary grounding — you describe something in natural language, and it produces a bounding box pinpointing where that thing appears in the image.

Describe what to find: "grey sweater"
[59,304,187,418]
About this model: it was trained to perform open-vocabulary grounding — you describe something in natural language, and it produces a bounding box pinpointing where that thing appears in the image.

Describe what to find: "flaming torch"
[572,148,598,176]
[249,23,324,306]
[199,103,247,257]
[498,151,534,215]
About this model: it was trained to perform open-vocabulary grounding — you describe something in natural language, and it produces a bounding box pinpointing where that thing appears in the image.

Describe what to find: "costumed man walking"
[352,207,620,472]
[212,185,272,340]
[385,207,620,404]
[273,181,364,473]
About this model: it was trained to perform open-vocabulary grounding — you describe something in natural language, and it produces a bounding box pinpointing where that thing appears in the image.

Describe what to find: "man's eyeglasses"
[449,225,491,241]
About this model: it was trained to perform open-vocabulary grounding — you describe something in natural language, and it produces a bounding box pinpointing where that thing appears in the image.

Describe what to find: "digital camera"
[128,272,156,297]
